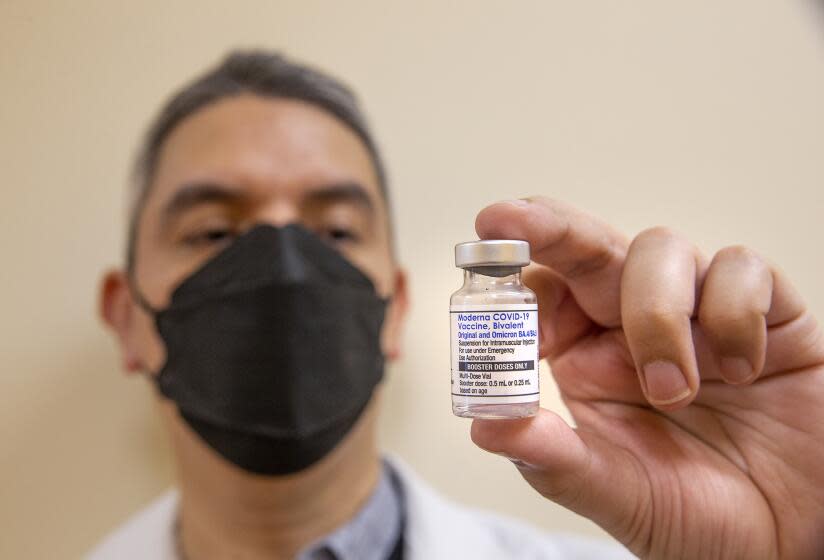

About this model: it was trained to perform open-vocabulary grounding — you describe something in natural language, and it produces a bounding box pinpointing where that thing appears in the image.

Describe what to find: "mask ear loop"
[125,273,169,381]
[126,273,160,316]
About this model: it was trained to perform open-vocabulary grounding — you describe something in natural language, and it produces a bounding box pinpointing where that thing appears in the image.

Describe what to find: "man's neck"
[165,402,382,560]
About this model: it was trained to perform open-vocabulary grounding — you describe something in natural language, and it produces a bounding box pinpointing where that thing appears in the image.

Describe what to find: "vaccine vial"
[450,240,540,419]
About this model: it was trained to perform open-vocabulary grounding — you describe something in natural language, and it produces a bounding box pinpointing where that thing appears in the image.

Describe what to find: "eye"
[182,228,236,247]
[323,226,360,244]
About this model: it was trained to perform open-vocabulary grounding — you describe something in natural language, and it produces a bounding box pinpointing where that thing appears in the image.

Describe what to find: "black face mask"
[131,224,388,475]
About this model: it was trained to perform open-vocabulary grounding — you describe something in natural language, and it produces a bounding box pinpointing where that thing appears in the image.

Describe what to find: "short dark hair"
[126,50,390,272]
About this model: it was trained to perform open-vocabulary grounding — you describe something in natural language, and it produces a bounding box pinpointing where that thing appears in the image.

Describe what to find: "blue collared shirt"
[296,461,404,560]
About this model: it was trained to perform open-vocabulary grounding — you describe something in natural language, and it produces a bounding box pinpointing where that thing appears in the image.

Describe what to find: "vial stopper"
[454,240,530,268]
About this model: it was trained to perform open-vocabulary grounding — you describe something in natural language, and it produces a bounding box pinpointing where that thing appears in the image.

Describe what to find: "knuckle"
[630,226,696,260]
[634,225,686,247]
[714,245,763,267]
[558,241,617,279]
[699,306,763,336]
[624,304,688,338]
[700,307,760,330]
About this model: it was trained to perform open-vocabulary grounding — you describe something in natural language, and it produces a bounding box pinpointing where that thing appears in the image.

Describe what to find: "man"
[92,51,824,559]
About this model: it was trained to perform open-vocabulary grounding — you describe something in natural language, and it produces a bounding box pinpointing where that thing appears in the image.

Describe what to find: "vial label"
[450,303,540,402]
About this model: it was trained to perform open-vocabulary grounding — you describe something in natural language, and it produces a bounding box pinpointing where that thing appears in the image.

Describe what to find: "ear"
[380,268,409,361]
[99,268,144,373]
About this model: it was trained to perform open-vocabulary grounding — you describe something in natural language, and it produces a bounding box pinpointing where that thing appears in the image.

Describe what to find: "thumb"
[470,408,649,547]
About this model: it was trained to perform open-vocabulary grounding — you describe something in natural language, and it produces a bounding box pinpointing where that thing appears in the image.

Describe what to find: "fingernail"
[719,356,755,384]
[492,451,537,470]
[642,361,691,405]
[503,198,530,208]
[508,458,537,470]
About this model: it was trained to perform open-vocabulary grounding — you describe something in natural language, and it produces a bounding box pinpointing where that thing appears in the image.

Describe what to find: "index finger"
[475,197,629,327]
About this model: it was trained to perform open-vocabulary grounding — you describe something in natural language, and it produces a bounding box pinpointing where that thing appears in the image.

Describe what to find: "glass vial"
[450,240,540,419]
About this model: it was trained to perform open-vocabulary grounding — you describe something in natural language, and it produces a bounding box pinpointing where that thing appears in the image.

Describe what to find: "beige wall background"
[2,1,823,557]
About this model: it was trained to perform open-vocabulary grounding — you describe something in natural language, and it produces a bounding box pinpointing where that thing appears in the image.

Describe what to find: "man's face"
[106,93,406,377]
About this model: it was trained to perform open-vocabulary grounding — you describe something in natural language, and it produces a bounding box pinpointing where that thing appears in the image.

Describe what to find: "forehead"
[148,94,383,209]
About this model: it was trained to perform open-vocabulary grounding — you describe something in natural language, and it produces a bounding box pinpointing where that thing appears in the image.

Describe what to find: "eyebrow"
[302,181,375,213]
[160,182,247,230]
[159,180,376,229]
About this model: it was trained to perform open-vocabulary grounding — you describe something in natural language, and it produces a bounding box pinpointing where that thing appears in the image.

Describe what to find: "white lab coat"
[87,457,633,559]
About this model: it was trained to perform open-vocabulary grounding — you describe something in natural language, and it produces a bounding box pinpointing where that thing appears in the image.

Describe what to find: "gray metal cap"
[455,240,531,268]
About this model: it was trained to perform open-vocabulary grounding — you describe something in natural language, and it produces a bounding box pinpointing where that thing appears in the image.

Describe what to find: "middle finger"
[621,226,708,410]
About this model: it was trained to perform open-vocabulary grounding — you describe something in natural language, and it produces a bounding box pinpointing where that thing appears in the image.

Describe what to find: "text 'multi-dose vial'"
[450,239,540,419]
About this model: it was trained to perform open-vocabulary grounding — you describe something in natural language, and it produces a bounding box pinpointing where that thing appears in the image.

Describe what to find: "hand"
[469,198,824,559]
